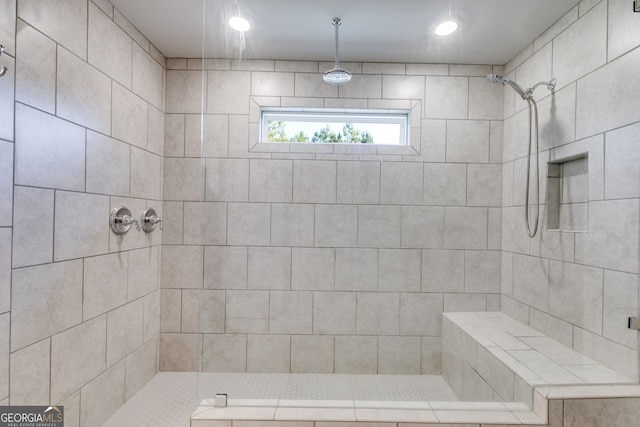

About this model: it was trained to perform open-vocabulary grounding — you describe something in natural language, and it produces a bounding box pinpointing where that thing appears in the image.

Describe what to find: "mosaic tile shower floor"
[103,372,458,427]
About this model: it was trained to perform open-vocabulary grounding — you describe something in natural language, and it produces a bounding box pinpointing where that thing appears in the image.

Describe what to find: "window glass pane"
[261,108,409,145]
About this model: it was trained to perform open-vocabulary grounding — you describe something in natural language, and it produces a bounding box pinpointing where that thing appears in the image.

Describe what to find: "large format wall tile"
[15,21,56,113]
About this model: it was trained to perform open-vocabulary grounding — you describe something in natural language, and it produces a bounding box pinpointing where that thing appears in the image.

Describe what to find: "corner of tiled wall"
[501,0,640,381]
[5,0,165,424]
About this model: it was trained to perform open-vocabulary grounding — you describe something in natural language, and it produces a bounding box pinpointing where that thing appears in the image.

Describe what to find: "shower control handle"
[140,208,163,232]
[110,206,139,234]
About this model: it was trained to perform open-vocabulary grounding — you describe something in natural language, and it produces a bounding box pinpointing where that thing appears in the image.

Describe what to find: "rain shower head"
[323,18,351,85]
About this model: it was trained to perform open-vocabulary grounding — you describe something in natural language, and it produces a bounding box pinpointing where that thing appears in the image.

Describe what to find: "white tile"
[0,0,15,56]
[603,270,638,349]
[422,250,464,293]
[383,75,425,100]
[291,335,334,373]
[86,131,130,196]
[444,207,488,249]
[335,336,377,374]
[159,333,199,371]
[202,334,247,372]
[609,0,640,60]
[605,122,640,199]
[128,246,160,301]
[112,82,148,149]
[132,43,163,109]
[401,206,445,249]
[469,76,503,120]
[446,120,490,163]
[106,300,144,367]
[467,164,502,207]
[12,186,54,268]
[163,158,205,201]
[131,148,162,200]
[88,3,132,88]
[464,250,501,294]
[252,72,294,96]
[183,202,227,245]
[400,293,443,336]
[338,75,382,99]
[574,328,638,380]
[512,254,549,312]
[125,338,157,400]
[80,361,126,427]
[295,73,338,98]
[378,249,421,292]
[161,245,203,289]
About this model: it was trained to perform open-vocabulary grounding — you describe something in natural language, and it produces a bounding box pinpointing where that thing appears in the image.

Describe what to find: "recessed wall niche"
[546,155,589,232]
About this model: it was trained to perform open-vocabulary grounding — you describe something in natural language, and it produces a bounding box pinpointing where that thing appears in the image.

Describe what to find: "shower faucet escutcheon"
[140,207,163,232]
[110,206,139,234]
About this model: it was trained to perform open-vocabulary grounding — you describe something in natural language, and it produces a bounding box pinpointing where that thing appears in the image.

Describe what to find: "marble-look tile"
[0,54,13,142]
[400,293,443,336]
[573,328,638,380]
[83,253,128,320]
[183,202,227,245]
[0,0,16,56]
[609,0,640,60]
[291,335,334,373]
[357,292,400,335]
[271,204,314,247]
[383,75,425,99]
[163,158,205,201]
[313,291,356,335]
[16,21,57,113]
[444,207,488,249]
[315,204,358,248]
[132,43,163,109]
[603,270,638,349]
[512,254,549,312]
[446,120,490,163]
[166,70,203,114]
[159,333,199,371]
[206,158,249,202]
[248,247,291,290]
[380,162,423,205]
[563,397,640,427]
[422,250,464,293]
[12,186,54,268]
[338,161,380,204]
[250,159,293,203]
[295,73,338,98]
[269,291,312,334]
[227,203,271,246]
[106,300,144,367]
[291,248,335,291]
[161,245,203,289]
[338,75,382,99]
[80,361,126,427]
[464,250,501,294]
[204,246,248,290]
[358,205,401,248]
[247,335,290,373]
[86,131,130,196]
[226,290,269,334]
[378,249,421,292]
[57,47,111,133]
[335,248,377,291]
[423,163,466,206]
[252,72,294,97]
[19,0,87,59]
[208,71,251,114]
[15,104,85,191]
[130,148,162,199]
[11,260,83,351]
[202,334,247,372]
[424,76,468,119]
[604,122,640,199]
[469,76,504,121]
[0,142,11,229]
[164,114,185,156]
[9,338,50,405]
[549,261,603,334]
[293,161,337,204]
[401,206,445,249]
[147,104,165,155]
[128,246,160,301]
[112,82,148,149]
[0,229,9,314]
[467,164,502,207]
[575,200,639,274]
[51,315,106,402]
[335,336,377,374]
[143,291,160,342]
[125,338,157,400]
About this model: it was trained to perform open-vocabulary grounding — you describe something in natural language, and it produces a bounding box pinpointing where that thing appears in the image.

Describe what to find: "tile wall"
[501,0,640,381]
[160,57,505,372]
[1,0,165,425]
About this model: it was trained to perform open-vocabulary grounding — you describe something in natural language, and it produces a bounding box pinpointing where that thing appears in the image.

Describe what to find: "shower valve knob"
[110,207,139,235]
[140,208,163,232]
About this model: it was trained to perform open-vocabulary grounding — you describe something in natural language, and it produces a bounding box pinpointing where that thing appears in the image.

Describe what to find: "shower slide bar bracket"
[629,317,640,330]
[0,45,8,77]
[634,1,640,12]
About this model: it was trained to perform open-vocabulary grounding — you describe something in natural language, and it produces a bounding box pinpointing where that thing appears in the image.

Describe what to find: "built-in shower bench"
[443,311,634,409]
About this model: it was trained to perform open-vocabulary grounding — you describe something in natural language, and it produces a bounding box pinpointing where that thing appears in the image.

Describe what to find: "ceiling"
[110,0,582,65]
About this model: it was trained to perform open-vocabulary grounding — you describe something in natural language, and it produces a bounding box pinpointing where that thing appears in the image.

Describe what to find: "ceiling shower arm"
[333,18,341,67]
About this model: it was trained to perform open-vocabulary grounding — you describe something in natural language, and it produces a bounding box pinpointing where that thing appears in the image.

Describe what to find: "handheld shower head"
[487,73,507,85]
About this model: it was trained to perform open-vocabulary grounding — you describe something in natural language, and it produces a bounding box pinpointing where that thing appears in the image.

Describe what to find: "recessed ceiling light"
[435,16,460,36]
[229,16,250,32]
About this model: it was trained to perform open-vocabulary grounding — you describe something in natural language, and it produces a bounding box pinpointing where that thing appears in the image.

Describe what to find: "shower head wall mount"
[323,17,352,85]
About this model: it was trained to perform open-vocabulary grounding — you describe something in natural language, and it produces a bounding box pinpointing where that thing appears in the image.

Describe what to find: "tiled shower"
[0,0,639,426]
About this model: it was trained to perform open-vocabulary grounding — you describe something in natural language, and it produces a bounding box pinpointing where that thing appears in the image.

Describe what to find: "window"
[260,108,409,146]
